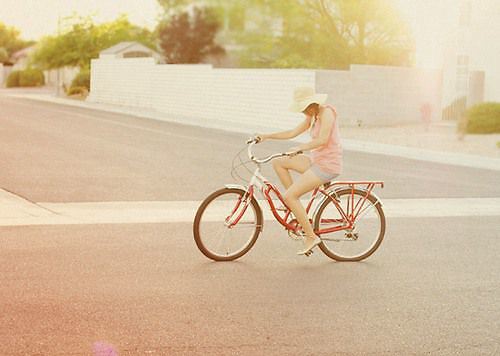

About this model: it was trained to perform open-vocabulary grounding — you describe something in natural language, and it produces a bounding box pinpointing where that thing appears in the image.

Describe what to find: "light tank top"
[310,104,343,175]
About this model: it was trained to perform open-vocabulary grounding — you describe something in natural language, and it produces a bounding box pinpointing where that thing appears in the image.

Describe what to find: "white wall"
[0,64,14,87]
[88,58,443,131]
[317,65,443,125]
[88,58,314,133]
[44,67,80,88]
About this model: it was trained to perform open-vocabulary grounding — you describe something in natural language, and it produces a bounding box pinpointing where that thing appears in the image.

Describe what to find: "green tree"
[157,0,413,68]
[308,0,414,66]
[157,6,224,63]
[31,14,156,70]
[154,0,414,69]
[238,0,414,68]
[0,22,33,60]
[0,47,9,63]
[157,0,189,11]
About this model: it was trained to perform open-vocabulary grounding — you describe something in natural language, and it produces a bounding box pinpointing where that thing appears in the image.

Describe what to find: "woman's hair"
[303,103,320,116]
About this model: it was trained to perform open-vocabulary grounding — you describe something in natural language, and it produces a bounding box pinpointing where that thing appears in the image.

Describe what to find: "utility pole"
[456,0,471,103]
[456,0,471,139]
[56,14,61,96]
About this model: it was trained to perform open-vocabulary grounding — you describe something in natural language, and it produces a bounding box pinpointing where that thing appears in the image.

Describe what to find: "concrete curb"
[4,92,500,172]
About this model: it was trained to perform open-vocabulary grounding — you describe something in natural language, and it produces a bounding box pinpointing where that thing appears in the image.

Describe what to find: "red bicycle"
[193,137,386,261]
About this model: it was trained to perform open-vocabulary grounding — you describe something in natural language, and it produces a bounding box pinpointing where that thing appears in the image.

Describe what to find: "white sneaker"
[297,236,322,255]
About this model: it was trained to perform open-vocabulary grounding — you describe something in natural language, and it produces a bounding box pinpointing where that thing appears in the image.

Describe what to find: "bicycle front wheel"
[193,187,263,261]
[314,188,386,261]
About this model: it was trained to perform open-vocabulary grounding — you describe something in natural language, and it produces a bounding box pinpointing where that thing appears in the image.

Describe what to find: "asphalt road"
[1,96,499,355]
[1,96,499,202]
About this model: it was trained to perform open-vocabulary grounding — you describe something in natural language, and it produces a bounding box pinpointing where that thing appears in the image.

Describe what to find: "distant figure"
[420,102,432,132]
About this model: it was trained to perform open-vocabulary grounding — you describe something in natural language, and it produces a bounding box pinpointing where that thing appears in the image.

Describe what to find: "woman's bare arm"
[258,117,312,141]
[297,110,334,151]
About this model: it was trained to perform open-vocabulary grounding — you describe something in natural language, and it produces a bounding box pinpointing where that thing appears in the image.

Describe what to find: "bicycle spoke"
[194,188,261,261]
[355,202,378,221]
[315,189,385,261]
[214,235,224,254]
[233,222,258,227]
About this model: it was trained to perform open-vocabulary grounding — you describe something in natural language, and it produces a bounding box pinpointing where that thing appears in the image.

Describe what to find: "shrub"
[67,86,88,96]
[6,70,21,87]
[19,68,45,87]
[70,67,90,91]
[466,102,500,134]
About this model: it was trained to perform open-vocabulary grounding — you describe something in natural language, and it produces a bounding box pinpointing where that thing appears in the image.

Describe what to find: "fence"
[88,58,444,132]
[317,65,443,125]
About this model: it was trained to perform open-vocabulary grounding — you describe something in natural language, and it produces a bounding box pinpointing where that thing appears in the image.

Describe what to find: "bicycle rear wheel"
[314,188,386,261]
[193,187,263,261]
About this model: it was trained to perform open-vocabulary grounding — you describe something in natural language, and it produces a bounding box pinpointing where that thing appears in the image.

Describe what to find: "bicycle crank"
[287,219,305,241]
[345,228,359,240]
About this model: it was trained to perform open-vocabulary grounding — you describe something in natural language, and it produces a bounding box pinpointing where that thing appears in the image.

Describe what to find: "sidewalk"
[341,122,500,159]
[2,87,499,171]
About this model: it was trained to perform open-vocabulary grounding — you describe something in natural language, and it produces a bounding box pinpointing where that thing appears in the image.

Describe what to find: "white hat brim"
[289,93,328,113]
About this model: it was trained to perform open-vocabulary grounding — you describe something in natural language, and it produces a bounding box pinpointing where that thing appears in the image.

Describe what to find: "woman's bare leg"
[272,154,311,189]
[283,169,324,242]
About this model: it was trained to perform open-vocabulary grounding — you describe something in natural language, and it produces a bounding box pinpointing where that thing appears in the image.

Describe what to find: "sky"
[1,0,499,100]
[0,0,163,39]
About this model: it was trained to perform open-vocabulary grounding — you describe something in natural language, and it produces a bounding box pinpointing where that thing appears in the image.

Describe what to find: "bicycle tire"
[314,188,386,261]
[193,187,263,261]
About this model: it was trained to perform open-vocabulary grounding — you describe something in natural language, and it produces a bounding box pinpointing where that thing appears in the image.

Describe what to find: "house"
[7,45,77,88]
[99,41,162,62]
[10,46,37,70]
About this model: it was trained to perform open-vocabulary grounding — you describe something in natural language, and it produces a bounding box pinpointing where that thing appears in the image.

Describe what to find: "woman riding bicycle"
[256,87,343,255]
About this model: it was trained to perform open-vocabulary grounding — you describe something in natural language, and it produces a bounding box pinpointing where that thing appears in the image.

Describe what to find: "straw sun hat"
[289,87,328,113]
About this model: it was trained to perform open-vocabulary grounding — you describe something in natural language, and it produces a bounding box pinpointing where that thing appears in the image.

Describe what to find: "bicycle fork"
[224,168,266,228]
[224,185,255,228]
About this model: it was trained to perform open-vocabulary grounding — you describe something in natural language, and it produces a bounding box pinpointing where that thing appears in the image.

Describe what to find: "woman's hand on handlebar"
[287,146,303,157]
[255,134,266,143]
[247,134,265,144]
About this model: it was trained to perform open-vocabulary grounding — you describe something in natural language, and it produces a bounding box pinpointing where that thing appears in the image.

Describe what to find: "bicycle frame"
[226,164,383,236]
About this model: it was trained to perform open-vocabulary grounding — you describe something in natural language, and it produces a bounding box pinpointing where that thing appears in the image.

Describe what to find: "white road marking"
[1,189,499,226]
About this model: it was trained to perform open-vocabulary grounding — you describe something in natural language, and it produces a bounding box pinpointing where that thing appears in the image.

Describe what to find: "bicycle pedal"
[304,250,313,257]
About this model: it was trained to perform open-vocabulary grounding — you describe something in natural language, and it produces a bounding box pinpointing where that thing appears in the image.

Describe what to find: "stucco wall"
[316,65,443,125]
[88,58,314,133]
[88,58,444,131]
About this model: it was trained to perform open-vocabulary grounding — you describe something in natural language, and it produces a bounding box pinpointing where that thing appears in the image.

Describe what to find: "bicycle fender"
[224,184,247,191]
[367,191,383,207]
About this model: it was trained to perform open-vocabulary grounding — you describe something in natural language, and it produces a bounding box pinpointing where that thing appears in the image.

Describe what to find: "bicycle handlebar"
[246,137,303,164]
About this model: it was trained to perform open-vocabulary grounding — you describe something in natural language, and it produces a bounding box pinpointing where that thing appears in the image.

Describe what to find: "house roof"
[100,41,158,55]
[11,45,36,60]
